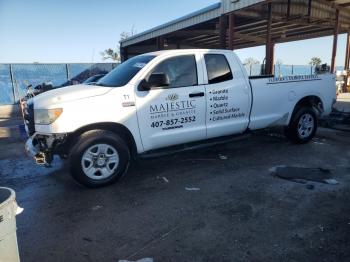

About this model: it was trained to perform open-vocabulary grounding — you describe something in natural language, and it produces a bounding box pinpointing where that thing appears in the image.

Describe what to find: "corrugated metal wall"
[121,0,350,48]
[271,0,350,29]
[122,0,269,47]
[122,3,222,47]
[221,0,266,13]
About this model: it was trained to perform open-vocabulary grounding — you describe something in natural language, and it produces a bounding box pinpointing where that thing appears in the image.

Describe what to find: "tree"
[243,58,259,76]
[100,27,137,63]
[309,57,322,66]
[120,25,137,41]
[275,59,283,77]
[100,48,120,61]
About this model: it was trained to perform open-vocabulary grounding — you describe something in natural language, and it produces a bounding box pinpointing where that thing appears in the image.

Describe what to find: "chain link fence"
[0,63,118,105]
[1,62,336,105]
[244,64,316,77]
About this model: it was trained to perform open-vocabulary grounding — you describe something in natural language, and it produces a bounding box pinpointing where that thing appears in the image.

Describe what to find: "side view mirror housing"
[138,73,170,91]
[138,79,151,91]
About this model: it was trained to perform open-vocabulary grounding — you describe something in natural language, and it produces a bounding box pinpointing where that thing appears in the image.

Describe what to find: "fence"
[0,62,342,106]
[0,63,118,105]
[245,64,345,77]
[244,64,317,77]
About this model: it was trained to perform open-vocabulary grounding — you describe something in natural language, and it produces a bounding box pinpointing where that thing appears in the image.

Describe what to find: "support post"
[345,33,350,70]
[9,64,16,103]
[307,0,312,22]
[219,15,227,49]
[344,32,350,92]
[228,13,235,50]
[331,9,339,73]
[157,37,164,50]
[120,47,128,62]
[65,64,70,80]
[270,42,275,75]
[287,0,291,18]
[265,3,274,75]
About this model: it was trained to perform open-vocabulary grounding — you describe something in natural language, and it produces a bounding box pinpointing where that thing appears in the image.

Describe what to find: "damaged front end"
[22,98,69,166]
[25,133,68,166]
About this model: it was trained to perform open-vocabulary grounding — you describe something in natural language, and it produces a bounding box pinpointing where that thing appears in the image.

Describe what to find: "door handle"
[189,92,205,98]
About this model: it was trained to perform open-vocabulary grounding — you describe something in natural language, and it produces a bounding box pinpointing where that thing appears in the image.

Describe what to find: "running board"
[139,133,251,159]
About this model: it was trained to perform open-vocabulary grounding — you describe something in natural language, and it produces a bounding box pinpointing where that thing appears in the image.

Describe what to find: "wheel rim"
[297,113,315,139]
[81,144,119,180]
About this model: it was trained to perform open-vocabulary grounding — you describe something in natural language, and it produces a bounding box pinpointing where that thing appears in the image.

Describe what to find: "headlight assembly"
[34,108,63,125]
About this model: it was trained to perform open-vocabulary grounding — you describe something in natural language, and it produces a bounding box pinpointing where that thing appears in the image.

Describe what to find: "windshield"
[96,55,156,87]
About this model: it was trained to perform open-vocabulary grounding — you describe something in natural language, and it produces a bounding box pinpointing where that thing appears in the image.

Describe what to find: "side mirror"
[138,73,170,91]
[138,79,151,91]
[148,73,169,88]
[139,73,170,91]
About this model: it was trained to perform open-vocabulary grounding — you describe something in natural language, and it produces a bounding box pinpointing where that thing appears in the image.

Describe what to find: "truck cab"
[24,49,336,187]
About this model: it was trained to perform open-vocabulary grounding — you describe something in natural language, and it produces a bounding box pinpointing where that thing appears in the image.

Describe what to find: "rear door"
[202,52,251,138]
[135,53,207,151]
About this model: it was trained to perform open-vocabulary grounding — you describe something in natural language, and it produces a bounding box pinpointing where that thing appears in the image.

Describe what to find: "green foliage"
[243,57,259,67]
[309,57,322,66]
[100,48,120,62]
[100,27,137,62]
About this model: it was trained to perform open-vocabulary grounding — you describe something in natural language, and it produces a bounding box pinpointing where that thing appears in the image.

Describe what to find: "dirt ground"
[1,128,350,262]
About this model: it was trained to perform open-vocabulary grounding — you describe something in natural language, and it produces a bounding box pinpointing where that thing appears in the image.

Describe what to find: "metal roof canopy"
[120,0,350,82]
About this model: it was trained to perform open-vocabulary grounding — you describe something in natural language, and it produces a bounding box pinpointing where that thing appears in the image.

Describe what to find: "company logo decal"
[268,75,321,84]
[166,93,179,101]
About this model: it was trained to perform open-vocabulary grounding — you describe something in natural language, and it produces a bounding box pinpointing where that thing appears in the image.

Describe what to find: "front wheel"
[285,107,318,144]
[69,130,130,188]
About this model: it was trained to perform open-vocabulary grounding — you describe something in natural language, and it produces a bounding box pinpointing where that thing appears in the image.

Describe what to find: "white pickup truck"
[23,49,336,187]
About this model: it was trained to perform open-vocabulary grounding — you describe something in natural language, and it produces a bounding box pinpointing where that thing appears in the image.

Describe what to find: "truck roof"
[144,49,233,57]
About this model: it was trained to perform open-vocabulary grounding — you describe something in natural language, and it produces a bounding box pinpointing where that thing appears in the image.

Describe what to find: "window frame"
[146,54,199,90]
[204,53,233,85]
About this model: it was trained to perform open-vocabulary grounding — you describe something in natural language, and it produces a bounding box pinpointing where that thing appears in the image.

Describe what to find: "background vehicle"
[22,82,54,101]
[83,74,107,85]
[23,49,336,187]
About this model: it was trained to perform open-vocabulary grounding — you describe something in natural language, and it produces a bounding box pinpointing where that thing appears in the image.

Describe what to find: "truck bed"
[248,74,336,130]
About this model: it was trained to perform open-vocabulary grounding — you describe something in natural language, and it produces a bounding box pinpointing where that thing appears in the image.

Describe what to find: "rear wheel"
[285,107,318,144]
[69,130,130,188]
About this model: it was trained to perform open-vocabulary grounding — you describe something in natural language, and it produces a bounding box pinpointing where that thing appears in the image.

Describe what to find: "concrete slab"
[0,104,22,120]
[0,104,25,142]
[0,128,349,262]
[337,93,350,101]
[335,93,350,112]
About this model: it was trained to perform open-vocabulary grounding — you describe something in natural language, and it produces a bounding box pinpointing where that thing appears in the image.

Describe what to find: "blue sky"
[0,0,347,66]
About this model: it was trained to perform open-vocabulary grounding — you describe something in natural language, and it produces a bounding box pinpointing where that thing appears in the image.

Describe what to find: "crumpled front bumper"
[24,134,49,165]
[25,137,39,157]
[24,132,68,166]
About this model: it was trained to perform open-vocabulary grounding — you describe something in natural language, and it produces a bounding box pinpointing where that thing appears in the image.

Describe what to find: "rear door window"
[204,54,233,84]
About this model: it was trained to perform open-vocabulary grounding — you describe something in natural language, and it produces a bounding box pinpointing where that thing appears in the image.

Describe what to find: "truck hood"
[33,84,112,108]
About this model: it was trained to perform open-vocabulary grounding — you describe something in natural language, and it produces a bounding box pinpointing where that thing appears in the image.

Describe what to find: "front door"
[135,54,207,152]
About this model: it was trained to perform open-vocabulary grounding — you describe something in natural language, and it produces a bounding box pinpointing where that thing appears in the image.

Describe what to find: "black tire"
[58,153,68,160]
[69,130,130,188]
[285,106,318,144]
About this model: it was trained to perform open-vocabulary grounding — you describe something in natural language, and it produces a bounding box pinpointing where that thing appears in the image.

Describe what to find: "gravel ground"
[0,128,350,262]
